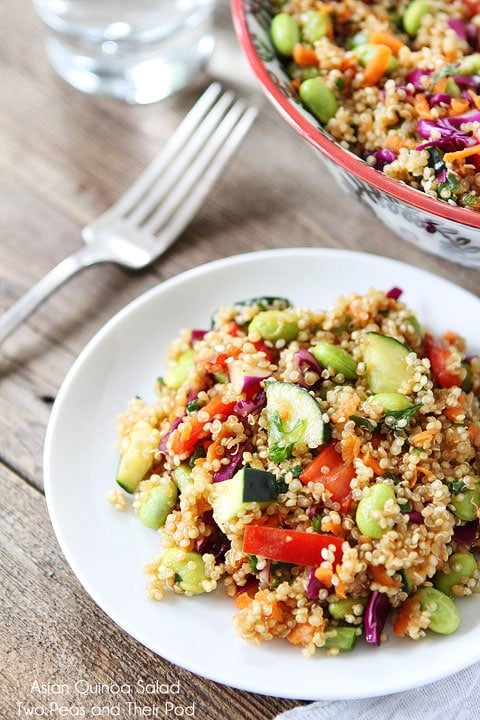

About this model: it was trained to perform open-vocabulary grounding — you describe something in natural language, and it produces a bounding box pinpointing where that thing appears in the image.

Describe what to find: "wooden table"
[2,2,480,718]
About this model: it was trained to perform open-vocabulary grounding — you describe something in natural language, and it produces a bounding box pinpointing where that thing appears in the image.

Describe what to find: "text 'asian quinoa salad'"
[109,290,480,656]
[267,0,480,210]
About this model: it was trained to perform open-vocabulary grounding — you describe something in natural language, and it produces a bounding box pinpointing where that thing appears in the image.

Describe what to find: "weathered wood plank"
[0,467,302,718]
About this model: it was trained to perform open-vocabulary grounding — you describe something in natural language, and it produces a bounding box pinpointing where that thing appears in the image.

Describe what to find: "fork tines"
[110,83,257,243]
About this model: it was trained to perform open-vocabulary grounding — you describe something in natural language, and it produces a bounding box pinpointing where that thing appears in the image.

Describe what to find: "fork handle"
[0,244,105,345]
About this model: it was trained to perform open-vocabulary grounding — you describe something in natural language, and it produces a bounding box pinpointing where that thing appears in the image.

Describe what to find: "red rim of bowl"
[231,0,480,231]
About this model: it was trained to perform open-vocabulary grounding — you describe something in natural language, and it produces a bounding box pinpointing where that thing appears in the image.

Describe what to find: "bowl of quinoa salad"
[232,0,480,266]
[44,249,480,700]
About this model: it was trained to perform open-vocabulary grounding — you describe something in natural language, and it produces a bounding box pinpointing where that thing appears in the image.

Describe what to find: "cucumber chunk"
[210,466,277,531]
[116,423,159,494]
[362,332,411,393]
[266,381,326,461]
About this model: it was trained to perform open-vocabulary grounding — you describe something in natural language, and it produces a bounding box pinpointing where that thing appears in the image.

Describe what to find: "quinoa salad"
[109,290,480,656]
[267,0,480,210]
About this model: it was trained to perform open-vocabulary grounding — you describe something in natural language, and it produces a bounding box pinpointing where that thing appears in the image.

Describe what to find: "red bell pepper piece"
[299,442,355,505]
[243,525,344,566]
[423,333,463,389]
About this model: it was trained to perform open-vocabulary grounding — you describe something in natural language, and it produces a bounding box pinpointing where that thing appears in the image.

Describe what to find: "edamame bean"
[300,10,332,44]
[248,310,300,342]
[458,53,480,75]
[402,0,431,36]
[164,348,195,389]
[312,342,357,380]
[138,477,178,529]
[299,78,338,124]
[161,548,207,594]
[433,552,478,596]
[270,12,300,57]
[356,483,396,539]
[370,392,414,412]
[417,587,460,634]
[173,463,193,492]
[451,484,480,521]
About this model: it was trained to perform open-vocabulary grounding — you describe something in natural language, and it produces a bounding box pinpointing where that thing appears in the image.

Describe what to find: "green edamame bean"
[270,12,300,57]
[402,0,431,36]
[164,348,195,389]
[356,483,396,539]
[312,342,357,380]
[370,392,414,412]
[161,548,207,594]
[451,484,480,521]
[138,478,178,529]
[417,587,460,634]
[433,552,478,596]
[300,10,332,44]
[299,78,338,125]
[457,53,480,75]
[248,310,300,342]
[173,463,193,492]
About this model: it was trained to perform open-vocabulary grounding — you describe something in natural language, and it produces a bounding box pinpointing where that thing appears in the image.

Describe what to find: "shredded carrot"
[360,448,384,476]
[449,97,471,116]
[340,55,359,71]
[369,30,404,55]
[287,623,316,646]
[371,564,401,589]
[321,518,346,537]
[444,144,480,163]
[385,134,415,152]
[362,44,392,87]
[234,592,253,609]
[314,566,333,587]
[410,428,438,448]
[442,330,462,346]
[292,43,319,66]
[444,399,466,423]
[469,423,480,444]
[331,393,360,423]
[416,465,433,479]
[413,93,433,120]
[468,89,480,110]
[334,579,347,599]
[342,432,361,464]
[393,595,420,637]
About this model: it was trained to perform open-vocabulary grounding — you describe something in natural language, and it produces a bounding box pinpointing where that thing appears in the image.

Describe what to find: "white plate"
[44,248,480,701]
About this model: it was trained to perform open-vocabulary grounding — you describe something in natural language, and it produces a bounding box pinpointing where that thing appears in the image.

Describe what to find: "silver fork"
[0,83,257,345]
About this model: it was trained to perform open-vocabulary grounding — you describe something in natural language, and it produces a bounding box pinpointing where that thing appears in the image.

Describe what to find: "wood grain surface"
[1,1,480,718]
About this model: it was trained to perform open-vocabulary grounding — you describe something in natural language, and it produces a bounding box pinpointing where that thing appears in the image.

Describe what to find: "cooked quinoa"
[112,290,480,656]
[267,0,480,210]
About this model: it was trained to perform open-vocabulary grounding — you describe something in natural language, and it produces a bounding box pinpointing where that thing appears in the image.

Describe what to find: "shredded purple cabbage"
[242,373,269,392]
[194,511,230,561]
[295,348,323,374]
[428,92,452,107]
[213,441,248,482]
[370,148,396,170]
[306,568,325,600]
[158,416,183,455]
[386,286,403,300]
[416,116,478,152]
[364,590,390,646]
[191,329,208,341]
[447,17,467,41]
[406,511,423,524]
[234,389,266,417]
[454,74,480,90]
[452,519,479,547]
[405,68,432,91]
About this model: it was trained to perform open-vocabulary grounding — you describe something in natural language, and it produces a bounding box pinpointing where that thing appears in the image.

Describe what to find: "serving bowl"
[231,0,480,268]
